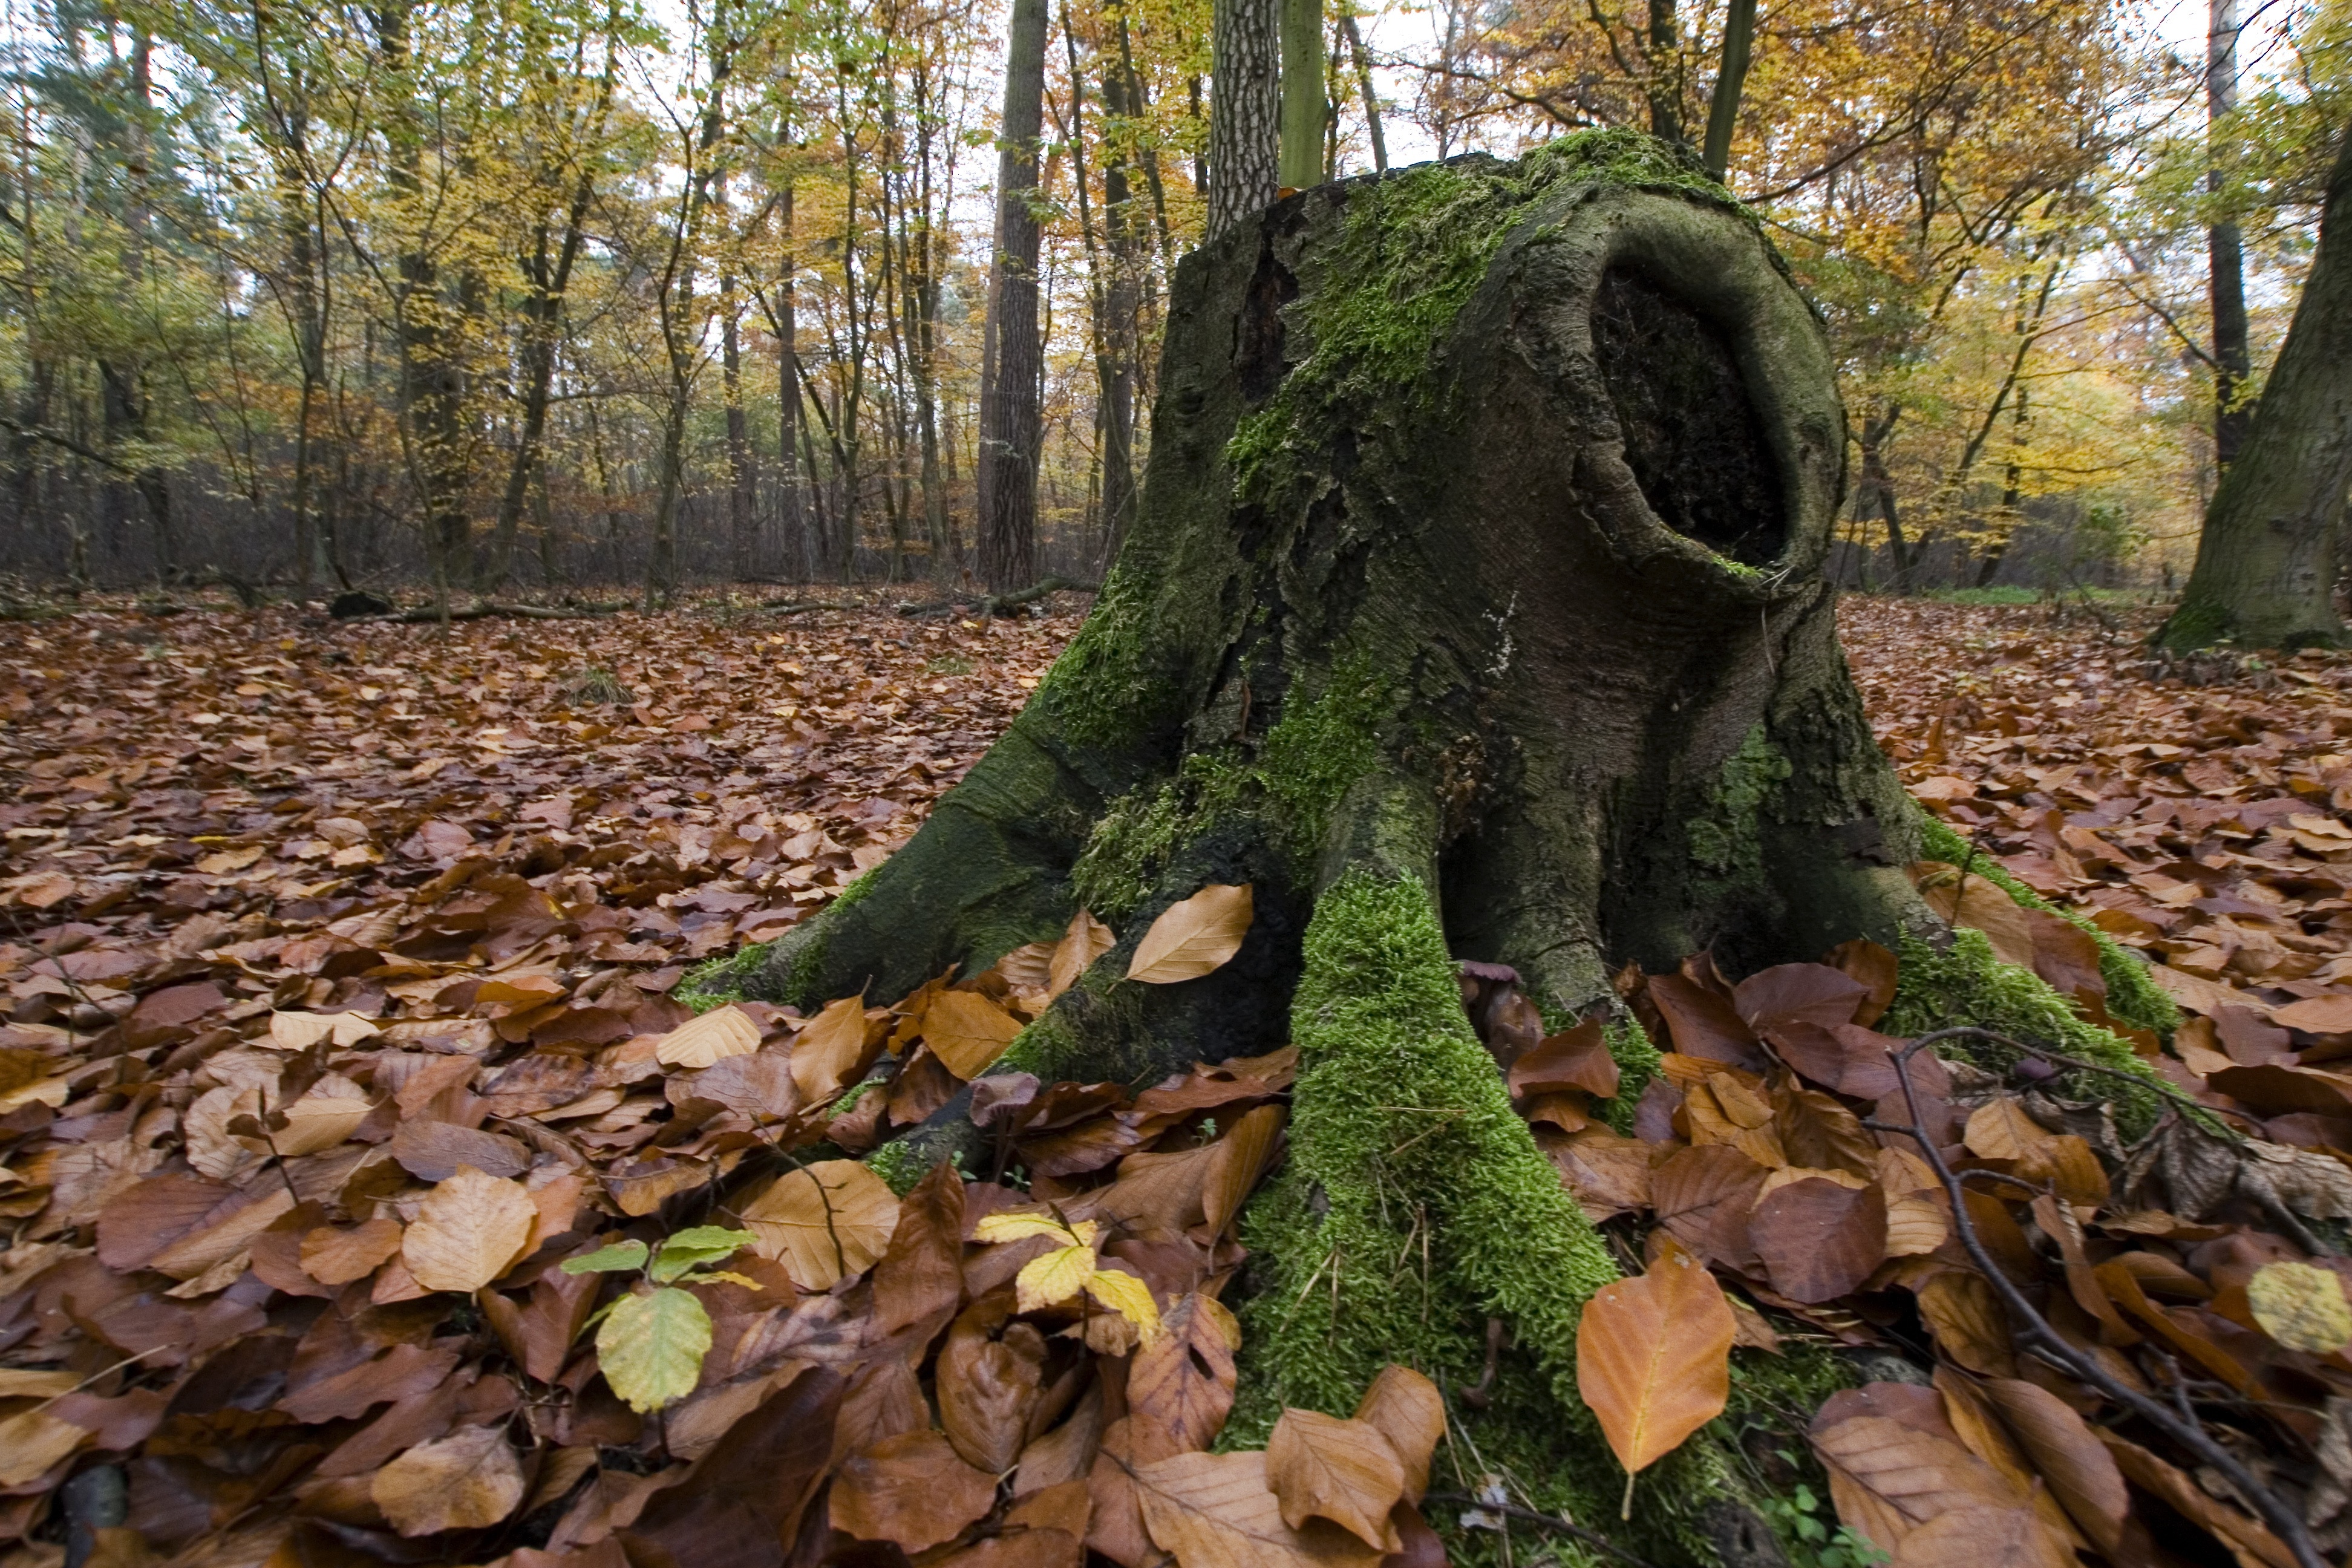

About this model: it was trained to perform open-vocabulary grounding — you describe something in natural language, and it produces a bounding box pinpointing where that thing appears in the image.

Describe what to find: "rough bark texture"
[1207,0,1279,240]
[2158,122,2352,652]
[977,0,1050,589]
[688,134,2122,1564]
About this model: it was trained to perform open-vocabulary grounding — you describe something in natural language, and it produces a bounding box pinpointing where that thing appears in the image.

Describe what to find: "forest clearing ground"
[8,589,2352,1562]
[5,589,2352,1144]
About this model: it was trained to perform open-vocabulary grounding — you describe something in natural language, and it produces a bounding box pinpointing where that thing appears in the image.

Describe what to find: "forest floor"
[7,590,2352,1568]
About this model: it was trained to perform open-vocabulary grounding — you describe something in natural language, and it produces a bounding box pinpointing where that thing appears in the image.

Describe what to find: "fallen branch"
[1879,1032,2330,1568]
[896,575,1100,619]
[763,599,871,615]
[358,599,609,624]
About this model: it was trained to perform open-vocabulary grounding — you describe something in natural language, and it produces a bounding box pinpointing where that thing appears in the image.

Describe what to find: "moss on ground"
[1233,869,1757,1564]
[1915,811,2179,1042]
[1883,926,2166,1138]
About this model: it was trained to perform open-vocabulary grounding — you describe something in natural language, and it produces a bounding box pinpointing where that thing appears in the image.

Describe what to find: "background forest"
[0,0,2345,603]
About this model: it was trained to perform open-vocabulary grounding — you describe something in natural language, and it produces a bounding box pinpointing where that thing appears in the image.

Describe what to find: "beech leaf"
[595,1285,713,1413]
[371,1425,526,1535]
[1575,1237,1735,1477]
[1126,884,1253,983]
[925,988,1027,1079]
[1352,1365,1445,1501]
[2247,1259,2352,1353]
[739,1157,900,1289]
[1266,1408,1406,1549]
[402,1165,538,1293]
[654,1004,760,1068]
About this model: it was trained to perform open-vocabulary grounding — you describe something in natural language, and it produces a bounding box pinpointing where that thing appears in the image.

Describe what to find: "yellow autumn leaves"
[973,1208,1163,1341]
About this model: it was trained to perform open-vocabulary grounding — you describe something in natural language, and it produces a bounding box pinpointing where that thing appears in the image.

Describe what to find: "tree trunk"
[2156,121,2352,652]
[1277,0,1325,191]
[2209,0,2255,469]
[1208,0,1279,241]
[977,0,1050,590]
[718,139,1936,1566]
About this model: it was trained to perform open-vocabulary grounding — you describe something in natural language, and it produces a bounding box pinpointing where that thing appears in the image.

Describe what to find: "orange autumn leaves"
[1577,1238,1736,1511]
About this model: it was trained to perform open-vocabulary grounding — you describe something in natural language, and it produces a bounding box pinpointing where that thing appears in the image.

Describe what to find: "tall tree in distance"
[2157,121,2352,652]
[1208,0,1279,238]
[977,0,1050,588]
[2209,0,2254,469]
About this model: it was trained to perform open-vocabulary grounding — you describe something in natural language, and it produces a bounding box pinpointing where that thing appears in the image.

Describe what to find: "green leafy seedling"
[561,1226,759,1412]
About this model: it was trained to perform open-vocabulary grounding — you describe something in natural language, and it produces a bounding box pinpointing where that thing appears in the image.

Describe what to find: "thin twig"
[1883,1035,2328,1568]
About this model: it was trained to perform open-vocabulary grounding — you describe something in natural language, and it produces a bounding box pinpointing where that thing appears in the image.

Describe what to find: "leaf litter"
[8,596,2352,1567]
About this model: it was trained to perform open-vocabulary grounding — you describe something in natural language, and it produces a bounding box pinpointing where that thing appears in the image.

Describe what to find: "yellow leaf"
[1127,884,1254,984]
[595,1285,714,1413]
[656,1004,760,1069]
[0,1408,87,1486]
[2248,1260,2352,1353]
[923,989,1025,1079]
[370,1424,526,1535]
[974,1209,1083,1247]
[1016,1240,1099,1313]
[402,1165,538,1293]
[1083,1266,1164,1343]
[739,1158,900,1290]
[273,1074,371,1156]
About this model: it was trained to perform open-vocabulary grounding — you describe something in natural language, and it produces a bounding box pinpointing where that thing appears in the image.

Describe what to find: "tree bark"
[1207,0,1279,241]
[719,139,1933,1565]
[1277,0,1325,191]
[977,0,1050,589]
[2157,121,2352,652]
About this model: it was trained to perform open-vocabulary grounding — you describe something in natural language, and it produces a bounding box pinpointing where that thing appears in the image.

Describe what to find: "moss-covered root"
[1236,870,1780,1566]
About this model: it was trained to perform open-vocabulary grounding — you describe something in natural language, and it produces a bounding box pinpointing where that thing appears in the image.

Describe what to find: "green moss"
[1883,926,2166,1139]
[1688,725,1792,897]
[1600,1018,1661,1134]
[1255,659,1390,860]
[1034,563,1181,752]
[1914,811,2179,1041]
[1234,869,1744,1563]
[1230,130,1738,526]
[1071,778,1195,922]
[675,946,758,1013]
[866,1138,939,1197]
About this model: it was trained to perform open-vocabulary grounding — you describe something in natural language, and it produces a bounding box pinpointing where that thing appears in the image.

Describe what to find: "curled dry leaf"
[791,994,875,1106]
[1915,1269,2017,1379]
[0,1408,87,1487]
[1129,1293,1239,1455]
[267,1009,379,1050]
[1266,1407,1406,1549]
[1981,1377,2136,1556]
[1747,1177,1887,1305]
[1351,1366,1445,1502]
[1126,884,1253,984]
[654,1004,760,1069]
[1508,1019,1620,1100]
[300,1215,405,1285]
[1575,1237,1736,1480]
[831,1428,999,1553]
[371,1423,526,1536]
[740,1157,901,1290]
[1050,909,1116,997]
[402,1165,539,1293]
[1132,1449,1385,1568]
[926,988,1027,1079]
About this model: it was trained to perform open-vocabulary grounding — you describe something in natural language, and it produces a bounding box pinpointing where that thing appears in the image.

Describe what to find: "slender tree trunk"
[977,0,1050,588]
[724,276,757,578]
[776,181,804,580]
[1098,37,1143,564]
[1340,10,1386,172]
[2158,123,2352,650]
[1646,0,1682,143]
[1278,0,1325,191]
[1860,403,1913,587]
[1207,0,1279,240]
[2209,0,2254,468]
[1700,0,1755,183]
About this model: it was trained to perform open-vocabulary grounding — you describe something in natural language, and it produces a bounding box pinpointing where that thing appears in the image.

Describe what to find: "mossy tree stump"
[714,132,1959,1564]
